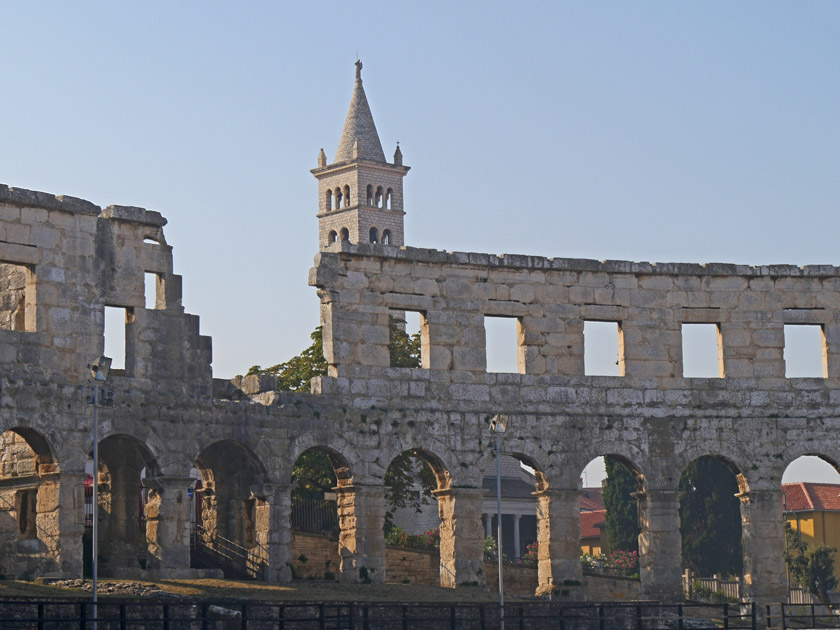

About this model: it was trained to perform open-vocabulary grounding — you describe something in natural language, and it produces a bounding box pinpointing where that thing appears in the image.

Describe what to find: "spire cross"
[355,59,363,80]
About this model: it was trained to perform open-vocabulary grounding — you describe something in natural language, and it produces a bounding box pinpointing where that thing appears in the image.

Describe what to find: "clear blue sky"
[2,2,839,482]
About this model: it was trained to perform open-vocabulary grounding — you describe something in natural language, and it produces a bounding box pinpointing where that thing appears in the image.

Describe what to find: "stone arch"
[340,227,349,241]
[334,187,343,209]
[328,230,338,244]
[677,454,745,581]
[375,186,383,208]
[343,185,351,207]
[381,447,453,586]
[385,188,393,209]
[0,427,61,578]
[382,229,391,245]
[94,434,161,573]
[369,227,378,244]
[778,446,840,488]
[366,184,373,206]
[193,439,267,559]
[325,189,332,212]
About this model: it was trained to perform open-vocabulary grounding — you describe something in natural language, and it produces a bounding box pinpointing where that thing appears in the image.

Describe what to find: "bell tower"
[312,60,410,248]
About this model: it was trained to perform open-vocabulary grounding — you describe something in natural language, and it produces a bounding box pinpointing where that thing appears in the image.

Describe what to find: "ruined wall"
[1,184,839,605]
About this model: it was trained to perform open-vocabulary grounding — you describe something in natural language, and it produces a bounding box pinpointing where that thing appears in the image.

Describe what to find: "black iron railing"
[189,523,266,579]
[0,599,757,630]
[766,602,840,629]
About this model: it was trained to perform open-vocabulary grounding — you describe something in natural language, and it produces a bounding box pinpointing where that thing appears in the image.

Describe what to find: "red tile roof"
[580,509,606,539]
[580,487,605,511]
[783,482,840,512]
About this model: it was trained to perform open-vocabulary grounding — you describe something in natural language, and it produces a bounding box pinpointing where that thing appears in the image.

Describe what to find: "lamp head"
[490,414,509,434]
[89,355,112,382]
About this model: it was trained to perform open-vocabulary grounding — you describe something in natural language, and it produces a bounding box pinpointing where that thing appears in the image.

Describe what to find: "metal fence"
[0,599,757,630]
[291,497,339,536]
[766,602,840,629]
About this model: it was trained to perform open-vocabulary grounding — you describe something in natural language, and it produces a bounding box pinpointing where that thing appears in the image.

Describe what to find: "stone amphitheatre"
[0,61,838,607]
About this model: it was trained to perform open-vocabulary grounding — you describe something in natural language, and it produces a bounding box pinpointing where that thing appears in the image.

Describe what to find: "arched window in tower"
[385,188,393,210]
[325,190,332,212]
[335,188,343,209]
[366,185,373,206]
[328,230,338,244]
[340,228,349,241]
[369,227,378,244]
[343,185,351,208]
[382,229,391,245]
[375,186,383,208]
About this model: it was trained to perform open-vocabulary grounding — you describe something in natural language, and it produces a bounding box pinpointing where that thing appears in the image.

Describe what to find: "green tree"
[785,522,838,606]
[250,318,436,518]
[602,456,640,553]
[247,326,327,392]
[679,457,743,576]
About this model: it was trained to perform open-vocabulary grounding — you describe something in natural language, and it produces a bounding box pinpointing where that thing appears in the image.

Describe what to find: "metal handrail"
[190,523,267,577]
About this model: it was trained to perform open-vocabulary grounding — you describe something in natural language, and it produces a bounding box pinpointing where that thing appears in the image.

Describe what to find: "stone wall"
[2,183,838,606]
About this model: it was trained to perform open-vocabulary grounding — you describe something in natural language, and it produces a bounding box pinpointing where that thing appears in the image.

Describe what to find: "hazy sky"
[2,2,839,483]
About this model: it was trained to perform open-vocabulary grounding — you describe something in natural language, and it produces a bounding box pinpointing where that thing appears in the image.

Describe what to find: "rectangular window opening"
[584,321,621,376]
[145,272,163,310]
[784,324,826,378]
[0,262,35,333]
[484,316,520,374]
[682,323,723,378]
[389,310,426,368]
[104,306,128,371]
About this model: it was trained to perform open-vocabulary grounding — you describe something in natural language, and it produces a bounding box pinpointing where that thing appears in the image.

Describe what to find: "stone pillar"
[255,483,292,582]
[739,488,786,605]
[56,471,86,578]
[513,514,521,559]
[637,489,683,602]
[144,476,192,576]
[534,488,582,596]
[336,484,386,584]
[436,487,485,587]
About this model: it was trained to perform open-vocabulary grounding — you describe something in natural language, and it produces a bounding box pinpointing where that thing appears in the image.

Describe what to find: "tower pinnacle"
[334,60,385,163]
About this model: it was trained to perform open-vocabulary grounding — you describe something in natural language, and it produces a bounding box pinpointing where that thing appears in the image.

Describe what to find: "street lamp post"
[490,414,509,630]
[88,356,111,630]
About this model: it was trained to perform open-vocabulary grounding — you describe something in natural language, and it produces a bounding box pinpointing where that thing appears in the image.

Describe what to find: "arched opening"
[92,434,160,575]
[0,428,60,578]
[375,186,383,208]
[383,449,451,585]
[679,456,744,600]
[385,188,393,210]
[327,230,338,244]
[781,454,840,604]
[193,440,267,578]
[343,185,351,208]
[382,229,391,245]
[481,453,545,565]
[578,456,641,579]
[335,188,343,210]
[366,185,373,206]
[369,227,378,244]
[288,447,351,580]
[339,228,349,241]
[325,190,332,212]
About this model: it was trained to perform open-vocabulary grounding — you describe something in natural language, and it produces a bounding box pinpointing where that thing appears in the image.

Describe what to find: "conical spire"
[334,60,386,163]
